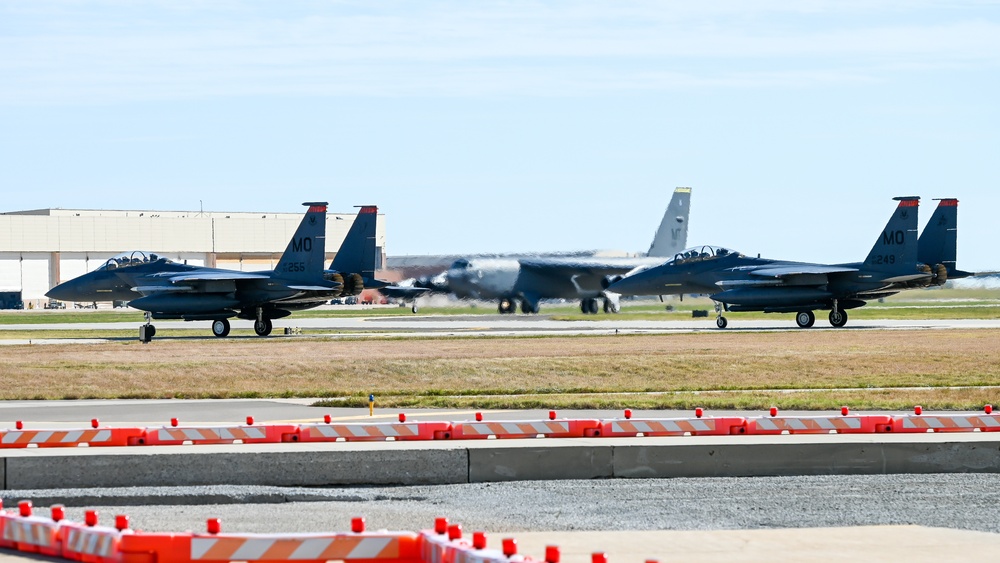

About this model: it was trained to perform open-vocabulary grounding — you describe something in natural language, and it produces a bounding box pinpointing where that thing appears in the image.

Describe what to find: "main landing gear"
[579,298,618,315]
[212,319,231,337]
[795,310,816,328]
[498,298,516,315]
[253,317,273,337]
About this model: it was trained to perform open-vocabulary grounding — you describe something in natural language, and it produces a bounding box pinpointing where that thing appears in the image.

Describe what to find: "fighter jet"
[608,196,956,328]
[917,198,972,281]
[46,202,343,340]
[445,187,692,315]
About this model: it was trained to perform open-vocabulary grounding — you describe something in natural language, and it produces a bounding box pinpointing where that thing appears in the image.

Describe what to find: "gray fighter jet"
[46,202,342,340]
[609,196,961,328]
[445,187,692,314]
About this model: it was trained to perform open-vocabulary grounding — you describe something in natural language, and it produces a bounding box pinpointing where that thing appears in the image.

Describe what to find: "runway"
[2,314,999,344]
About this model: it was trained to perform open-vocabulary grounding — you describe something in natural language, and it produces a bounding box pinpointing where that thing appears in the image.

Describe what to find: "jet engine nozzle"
[933,263,948,286]
[342,273,365,296]
[324,272,346,297]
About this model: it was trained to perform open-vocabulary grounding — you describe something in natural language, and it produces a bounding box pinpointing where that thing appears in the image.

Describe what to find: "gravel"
[4,473,1000,534]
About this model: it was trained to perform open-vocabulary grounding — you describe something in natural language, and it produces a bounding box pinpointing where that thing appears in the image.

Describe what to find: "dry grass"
[1,330,999,409]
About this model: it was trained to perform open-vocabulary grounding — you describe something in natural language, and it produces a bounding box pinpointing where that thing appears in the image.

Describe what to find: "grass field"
[1,329,998,411]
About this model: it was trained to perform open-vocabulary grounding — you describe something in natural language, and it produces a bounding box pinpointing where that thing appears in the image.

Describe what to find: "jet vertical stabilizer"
[331,205,379,280]
[918,198,971,280]
[274,202,329,282]
[863,196,919,273]
[647,187,691,258]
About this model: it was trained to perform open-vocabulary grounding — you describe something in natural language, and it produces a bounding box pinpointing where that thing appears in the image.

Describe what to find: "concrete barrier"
[3,435,1000,489]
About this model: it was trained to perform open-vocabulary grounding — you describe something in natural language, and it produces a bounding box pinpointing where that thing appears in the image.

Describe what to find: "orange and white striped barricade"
[450,418,600,440]
[290,421,452,442]
[421,524,544,563]
[891,413,1000,433]
[0,424,145,448]
[186,531,423,563]
[60,512,131,563]
[593,416,747,437]
[0,502,63,557]
[746,414,891,435]
[136,422,297,446]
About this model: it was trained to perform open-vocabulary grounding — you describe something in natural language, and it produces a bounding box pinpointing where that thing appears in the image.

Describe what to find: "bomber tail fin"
[647,187,691,257]
[918,198,971,280]
[863,196,919,272]
[274,202,328,282]
[330,205,379,281]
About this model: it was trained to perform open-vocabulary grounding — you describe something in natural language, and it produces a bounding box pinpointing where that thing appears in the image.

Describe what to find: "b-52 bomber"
[46,202,345,340]
[609,197,968,329]
[445,187,693,315]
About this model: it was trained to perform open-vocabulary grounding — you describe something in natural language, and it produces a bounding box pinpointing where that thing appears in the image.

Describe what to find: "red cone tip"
[914,405,923,415]
[18,500,32,517]
[91,418,99,428]
[769,407,778,417]
[207,518,221,534]
[841,407,850,416]
[502,538,518,556]
[434,517,448,535]
[246,416,254,425]
[473,531,487,549]
[115,515,130,531]
[85,510,98,527]
[986,405,993,415]
[546,545,561,563]
[324,414,332,423]
[548,410,556,420]
[51,505,65,522]
[448,523,463,540]
[624,409,632,419]
[351,517,365,533]
[475,412,483,421]
[695,408,704,418]
[170,418,179,427]
[399,413,406,422]
[592,553,609,563]
[15,421,22,429]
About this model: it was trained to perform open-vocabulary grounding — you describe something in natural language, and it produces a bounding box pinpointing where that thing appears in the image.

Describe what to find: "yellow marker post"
[368,394,375,416]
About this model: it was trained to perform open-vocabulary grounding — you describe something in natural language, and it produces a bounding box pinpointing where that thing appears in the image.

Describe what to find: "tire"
[212,319,231,338]
[716,316,728,329]
[586,298,599,315]
[829,308,848,328]
[148,325,156,338]
[498,299,515,315]
[411,304,419,314]
[795,311,816,328]
[254,318,273,336]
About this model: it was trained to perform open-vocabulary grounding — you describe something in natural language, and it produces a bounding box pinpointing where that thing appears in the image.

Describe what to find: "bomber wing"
[519,258,641,278]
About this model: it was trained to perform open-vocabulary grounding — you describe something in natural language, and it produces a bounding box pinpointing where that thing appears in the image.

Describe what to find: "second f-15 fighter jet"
[46,202,343,340]
[609,196,966,329]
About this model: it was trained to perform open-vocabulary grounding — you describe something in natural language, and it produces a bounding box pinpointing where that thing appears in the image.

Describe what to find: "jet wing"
[747,265,859,278]
[159,272,272,283]
[380,286,432,299]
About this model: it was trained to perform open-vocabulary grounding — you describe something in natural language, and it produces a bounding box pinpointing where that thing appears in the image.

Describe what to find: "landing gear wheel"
[147,325,156,337]
[602,299,620,314]
[829,308,848,328]
[520,300,539,314]
[716,316,728,329]
[212,319,231,338]
[411,304,419,314]
[253,317,273,336]
[795,310,816,328]
[498,299,515,315]
[584,298,599,315]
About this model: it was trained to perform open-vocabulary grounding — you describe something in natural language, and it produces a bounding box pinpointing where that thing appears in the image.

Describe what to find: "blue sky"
[2,1,998,270]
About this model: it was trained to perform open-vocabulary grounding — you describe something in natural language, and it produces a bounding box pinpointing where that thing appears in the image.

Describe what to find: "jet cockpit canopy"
[98,251,172,271]
[670,246,740,265]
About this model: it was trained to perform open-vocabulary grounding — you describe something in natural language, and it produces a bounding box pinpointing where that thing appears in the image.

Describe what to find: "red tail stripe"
[897,200,919,207]
[938,199,958,207]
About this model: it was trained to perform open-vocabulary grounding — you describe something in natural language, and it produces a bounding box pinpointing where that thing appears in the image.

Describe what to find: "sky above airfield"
[1,1,998,271]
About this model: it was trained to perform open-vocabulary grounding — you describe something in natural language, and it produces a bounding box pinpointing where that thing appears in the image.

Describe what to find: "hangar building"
[0,207,386,309]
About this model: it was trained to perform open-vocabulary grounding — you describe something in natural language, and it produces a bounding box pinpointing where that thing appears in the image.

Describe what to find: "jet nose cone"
[46,278,88,302]
[608,269,662,297]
